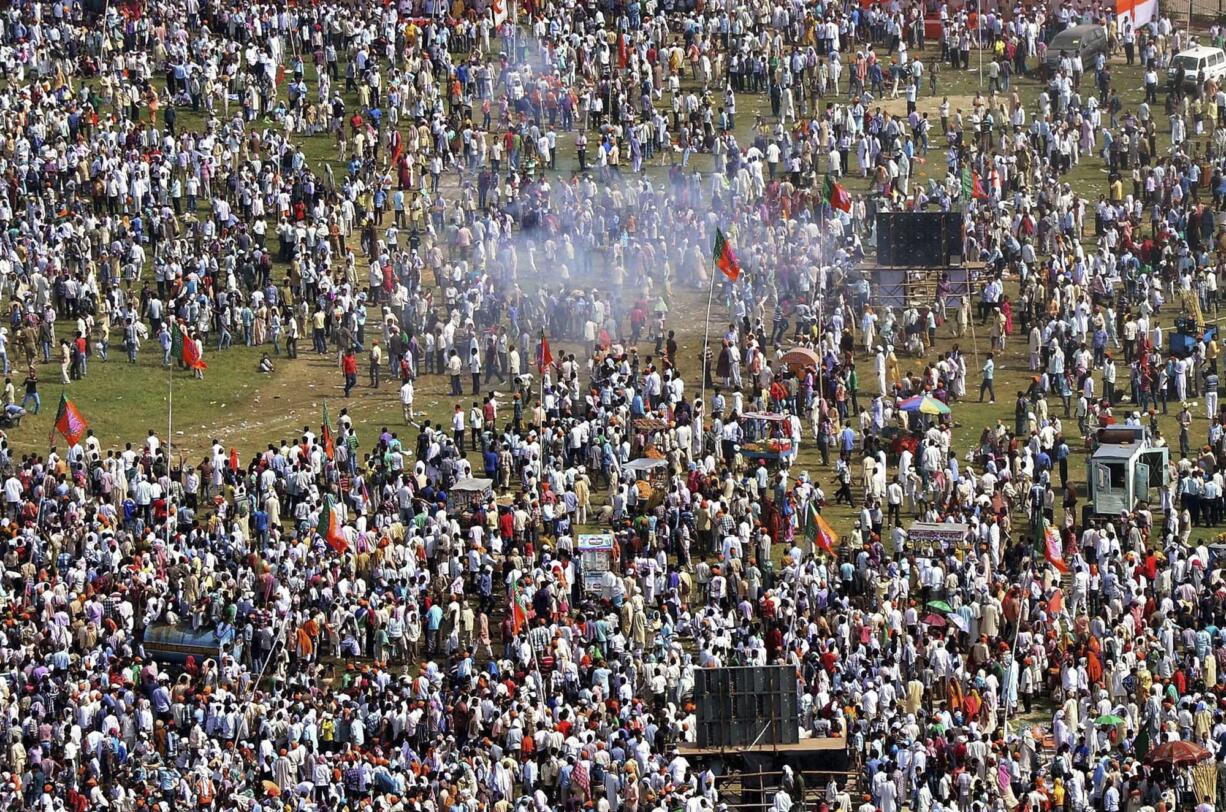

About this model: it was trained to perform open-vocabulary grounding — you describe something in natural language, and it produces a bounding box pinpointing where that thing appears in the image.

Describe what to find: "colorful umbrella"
[921,612,948,627]
[926,599,953,613]
[899,394,952,415]
[1095,714,1126,726]
[1146,740,1211,767]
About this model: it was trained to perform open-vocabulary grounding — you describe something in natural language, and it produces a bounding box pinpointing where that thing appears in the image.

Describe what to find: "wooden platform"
[861,261,990,308]
[677,737,849,757]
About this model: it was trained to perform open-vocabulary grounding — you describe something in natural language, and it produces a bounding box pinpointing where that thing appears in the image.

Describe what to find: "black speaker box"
[876,211,964,266]
[694,665,799,748]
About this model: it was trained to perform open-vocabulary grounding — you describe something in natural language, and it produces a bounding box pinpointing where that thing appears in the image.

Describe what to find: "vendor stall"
[907,522,971,553]
[739,412,797,465]
[624,457,670,508]
[632,417,671,457]
[448,478,494,527]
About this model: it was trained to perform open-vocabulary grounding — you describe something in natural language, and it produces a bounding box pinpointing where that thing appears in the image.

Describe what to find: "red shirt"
[342,354,357,375]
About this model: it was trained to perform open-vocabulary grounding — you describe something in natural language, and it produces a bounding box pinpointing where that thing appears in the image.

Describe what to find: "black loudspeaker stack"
[876,211,965,267]
[694,665,800,748]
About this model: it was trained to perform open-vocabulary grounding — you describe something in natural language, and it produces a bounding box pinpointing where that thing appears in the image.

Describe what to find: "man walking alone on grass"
[979,353,996,403]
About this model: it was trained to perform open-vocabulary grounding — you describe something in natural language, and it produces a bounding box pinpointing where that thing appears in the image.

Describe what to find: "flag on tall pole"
[538,331,554,374]
[50,393,87,448]
[316,496,348,554]
[821,175,852,212]
[321,401,335,461]
[712,227,741,281]
[803,500,839,557]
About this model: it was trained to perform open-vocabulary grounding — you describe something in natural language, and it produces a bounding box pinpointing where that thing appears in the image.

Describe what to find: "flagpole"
[967,183,981,372]
[817,203,826,441]
[698,263,718,458]
[999,555,1031,735]
[49,391,61,450]
[167,375,173,549]
[977,6,984,88]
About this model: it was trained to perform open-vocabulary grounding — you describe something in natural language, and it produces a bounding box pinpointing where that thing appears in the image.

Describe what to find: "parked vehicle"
[1043,24,1108,72]
[1084,427,1168,525]
[1168,45,1226,90]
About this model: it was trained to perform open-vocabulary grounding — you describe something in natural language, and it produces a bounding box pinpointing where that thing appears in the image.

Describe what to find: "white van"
[1168,45,1226,90]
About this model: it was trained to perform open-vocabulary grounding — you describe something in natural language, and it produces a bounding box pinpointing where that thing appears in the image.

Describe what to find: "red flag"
[316,497,348,554]
[275,64,286,88]
[511,602,528,634]
[617,33,628,70]
[823,175,853,212]
[972,171,988,200]
[389,130,403,167]
[229,448,239,472]
[50,393,88,447]
[1048,587,1065,615]
[712,228,741,281]
[538,331,554,373]
[181,333,207,370]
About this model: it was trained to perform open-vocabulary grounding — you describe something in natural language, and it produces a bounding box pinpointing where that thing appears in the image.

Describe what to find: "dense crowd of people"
[2,0,1226,810]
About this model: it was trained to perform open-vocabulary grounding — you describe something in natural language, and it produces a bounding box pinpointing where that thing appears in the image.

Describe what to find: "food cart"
[577,533,615,594]
[448,478,494,526]
[739,412,797,465]
[907,522,971,555]
[624,457,670,509]
[632,417,670,457]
